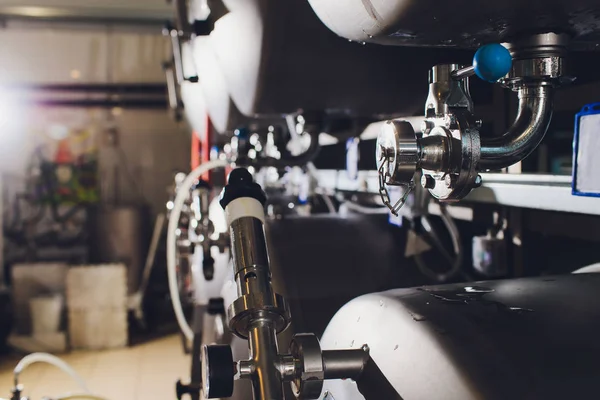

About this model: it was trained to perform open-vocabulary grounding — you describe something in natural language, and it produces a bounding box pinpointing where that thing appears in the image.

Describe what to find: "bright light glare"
[0,91,24,131]
[4,6,58,18]
[48,124,69,140]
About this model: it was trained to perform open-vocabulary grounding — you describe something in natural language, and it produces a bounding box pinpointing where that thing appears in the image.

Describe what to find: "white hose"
[415,205,463,283]
[54,394,108,400]
[167,160,228,341]
[14,352,90,393]
[320,193,336,214]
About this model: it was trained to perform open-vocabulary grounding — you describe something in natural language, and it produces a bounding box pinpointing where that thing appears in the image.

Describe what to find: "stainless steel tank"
[308,0,600,50]
[320,273,600,399]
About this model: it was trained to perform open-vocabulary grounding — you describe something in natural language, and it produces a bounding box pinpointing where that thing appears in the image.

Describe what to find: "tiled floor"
[0,335,189,400]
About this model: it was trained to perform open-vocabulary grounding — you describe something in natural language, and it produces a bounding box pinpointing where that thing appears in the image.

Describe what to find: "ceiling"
[0,0,173,25]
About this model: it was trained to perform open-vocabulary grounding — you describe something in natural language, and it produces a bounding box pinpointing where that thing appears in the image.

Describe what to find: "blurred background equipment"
[3,0,600,399]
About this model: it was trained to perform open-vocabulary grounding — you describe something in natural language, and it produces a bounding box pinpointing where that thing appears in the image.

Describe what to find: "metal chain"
[378,154,415,216]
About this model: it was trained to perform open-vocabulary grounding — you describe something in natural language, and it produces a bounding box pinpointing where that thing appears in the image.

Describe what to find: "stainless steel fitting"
[202,169,373,400]
[377,33,571,211]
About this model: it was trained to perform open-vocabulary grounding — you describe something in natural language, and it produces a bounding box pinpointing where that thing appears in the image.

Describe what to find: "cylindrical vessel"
[320,274,600,399]
[30,296,62,335]
[248,321,283,399]
[307,0,600,50]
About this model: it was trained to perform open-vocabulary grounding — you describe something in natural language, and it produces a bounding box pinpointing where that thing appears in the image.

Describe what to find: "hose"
[167,160,228,341]
[414,204,463,283]
[54,394,109,400]
[320,193,336,214]
[13,352,90,393]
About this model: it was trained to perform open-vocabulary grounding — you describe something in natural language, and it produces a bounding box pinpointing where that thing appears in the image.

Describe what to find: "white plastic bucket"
[29,296,62,335]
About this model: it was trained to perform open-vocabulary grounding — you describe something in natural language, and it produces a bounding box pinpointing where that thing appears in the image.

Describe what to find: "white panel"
[576,114,600,194]
[110,32,170,82]
[0,28,169,83]
[0,24,185,219]
[0,0,171,20]
[0,29,108,83]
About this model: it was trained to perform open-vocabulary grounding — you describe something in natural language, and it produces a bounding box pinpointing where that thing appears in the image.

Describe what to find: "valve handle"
[452,43,512,83]
[175,380,200,400]
[202,344,235,399]
[202,254,215,281]
[473,43,512,82]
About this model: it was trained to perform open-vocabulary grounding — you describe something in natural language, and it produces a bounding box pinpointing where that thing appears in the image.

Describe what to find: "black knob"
[176,380,200,400]
[202,345,235,398]
[219,168,267,209]
[202,254,215,281]
[191,179,211,190]
[207,298,225,315]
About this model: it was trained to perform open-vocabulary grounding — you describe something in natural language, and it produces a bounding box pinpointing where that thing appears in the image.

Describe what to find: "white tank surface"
[320,274,600,400]
[182,35,245,135]
[307,0,600,49]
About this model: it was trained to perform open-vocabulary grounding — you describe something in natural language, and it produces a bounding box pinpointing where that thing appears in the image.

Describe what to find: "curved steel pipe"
[480,85,554,170]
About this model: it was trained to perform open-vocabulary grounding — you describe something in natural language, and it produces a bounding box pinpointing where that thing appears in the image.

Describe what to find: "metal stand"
[201,169,371,400]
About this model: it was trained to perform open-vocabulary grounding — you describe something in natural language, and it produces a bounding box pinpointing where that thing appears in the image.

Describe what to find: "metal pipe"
[480,85,553,170]
[170,31,185,85]
[419,135,451,172]
[30,99,168,109]
[451,65,475,80]
[248,320,284,400]
[5,83,167,93]
[230,217,272,297]
[322,350,368,380]
[164,62,179,111]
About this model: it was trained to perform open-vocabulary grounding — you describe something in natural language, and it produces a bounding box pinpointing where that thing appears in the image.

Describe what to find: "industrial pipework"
[377,33,570,214]
[200,168,376,400]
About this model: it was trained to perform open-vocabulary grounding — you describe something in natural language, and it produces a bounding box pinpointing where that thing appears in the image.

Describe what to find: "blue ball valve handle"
[452,43,512,82]
[473,43,513,82]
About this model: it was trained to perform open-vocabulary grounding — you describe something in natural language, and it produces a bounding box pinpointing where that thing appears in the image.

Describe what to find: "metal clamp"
[200,169,373,400]
[376,64,480,212]
[290,334,325,398]
[202,333,370,400]
[376,34,571,212]
[376,120,418,215]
